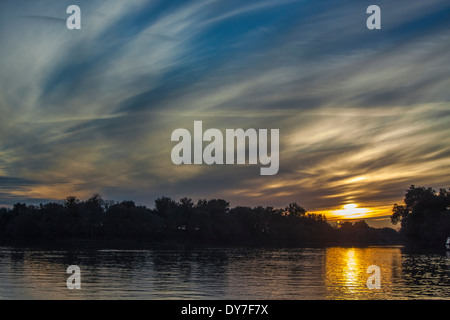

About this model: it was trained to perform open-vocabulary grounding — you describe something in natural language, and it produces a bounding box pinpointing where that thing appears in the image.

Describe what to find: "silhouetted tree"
[391,185,450,246]
[154,196,177,217]
[65,196,80,209]
[0,194,402,247]
[285,203,306,219]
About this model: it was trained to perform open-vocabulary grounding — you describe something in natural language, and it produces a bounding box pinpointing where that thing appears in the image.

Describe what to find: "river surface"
[0,246,448,300]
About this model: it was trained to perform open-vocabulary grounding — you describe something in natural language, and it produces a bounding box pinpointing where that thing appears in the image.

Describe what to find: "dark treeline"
[0,194,400,247]
[392,185,450,247]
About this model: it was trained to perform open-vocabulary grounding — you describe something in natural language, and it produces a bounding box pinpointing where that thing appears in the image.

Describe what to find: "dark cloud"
[0,0,449,227]
[0,176,41,189]
[21,15,66,24]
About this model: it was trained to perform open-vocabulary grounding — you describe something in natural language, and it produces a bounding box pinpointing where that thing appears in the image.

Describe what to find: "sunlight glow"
[331,203,370,219]
[344,249,358,291]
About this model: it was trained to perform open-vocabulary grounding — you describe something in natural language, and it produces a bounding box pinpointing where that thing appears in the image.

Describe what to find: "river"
[0,246,448,299]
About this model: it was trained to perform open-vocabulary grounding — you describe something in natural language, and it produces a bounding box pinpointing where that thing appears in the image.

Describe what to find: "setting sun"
[331,204,370,219]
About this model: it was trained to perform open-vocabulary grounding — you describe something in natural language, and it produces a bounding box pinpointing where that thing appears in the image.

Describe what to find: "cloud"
[0,0,449,226]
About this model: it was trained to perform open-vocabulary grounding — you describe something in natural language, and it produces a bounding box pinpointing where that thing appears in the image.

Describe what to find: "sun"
[331,203,369,219]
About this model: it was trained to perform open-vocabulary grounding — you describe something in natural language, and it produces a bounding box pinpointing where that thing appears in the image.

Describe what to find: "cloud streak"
[0,0,449,227]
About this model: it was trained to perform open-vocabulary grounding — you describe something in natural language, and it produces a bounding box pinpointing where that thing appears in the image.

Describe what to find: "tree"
[154,196,177,217]
[391,185,450,246]
[285,203,306,218]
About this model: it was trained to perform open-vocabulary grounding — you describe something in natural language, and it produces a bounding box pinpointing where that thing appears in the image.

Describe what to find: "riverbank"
[0,236,404,251]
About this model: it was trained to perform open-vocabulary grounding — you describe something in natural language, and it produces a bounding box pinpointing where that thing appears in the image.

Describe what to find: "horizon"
[0,191,412,229]
[1,0,449,230]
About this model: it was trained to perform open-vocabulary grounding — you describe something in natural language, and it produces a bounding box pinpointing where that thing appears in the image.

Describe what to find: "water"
[0,246,448,300]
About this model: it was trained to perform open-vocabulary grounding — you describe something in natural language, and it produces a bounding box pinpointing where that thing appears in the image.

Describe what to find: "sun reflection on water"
[2,246,447,299]
[343,249,359,292]
[325,247,402,299]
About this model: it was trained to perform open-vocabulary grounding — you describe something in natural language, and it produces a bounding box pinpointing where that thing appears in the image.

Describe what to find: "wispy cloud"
[0,0,449,227]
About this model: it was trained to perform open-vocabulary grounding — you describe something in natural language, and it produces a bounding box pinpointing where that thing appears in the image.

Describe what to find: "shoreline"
[0,237,408,251]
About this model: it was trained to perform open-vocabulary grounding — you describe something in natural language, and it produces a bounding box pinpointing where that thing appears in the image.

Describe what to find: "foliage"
[0,195,400,246]
[391,185,450,246]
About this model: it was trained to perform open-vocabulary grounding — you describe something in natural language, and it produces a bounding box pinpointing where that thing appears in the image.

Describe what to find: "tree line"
[0,194,402,246]
[391,185,450,247]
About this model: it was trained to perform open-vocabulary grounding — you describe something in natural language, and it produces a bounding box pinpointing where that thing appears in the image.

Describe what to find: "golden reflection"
[343,249,358,292]
[325,247,402,299]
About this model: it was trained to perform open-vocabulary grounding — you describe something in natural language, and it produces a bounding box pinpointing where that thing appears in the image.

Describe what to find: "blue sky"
[0,0,449,227]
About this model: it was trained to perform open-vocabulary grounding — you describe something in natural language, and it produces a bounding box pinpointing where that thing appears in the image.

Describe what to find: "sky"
[0,0,449,228]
